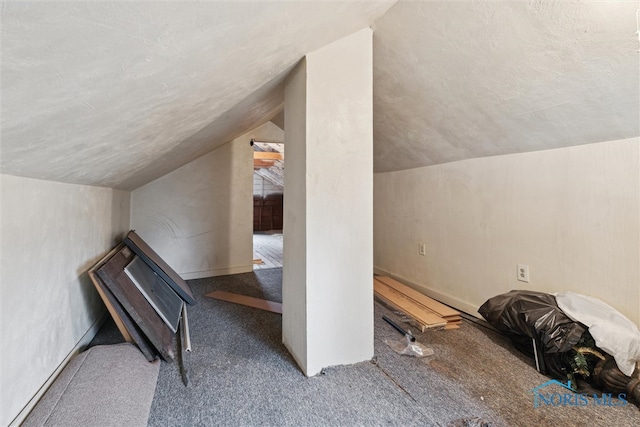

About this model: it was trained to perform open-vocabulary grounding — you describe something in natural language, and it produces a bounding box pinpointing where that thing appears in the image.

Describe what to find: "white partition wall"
[283,28,374,376]
[130,123,284,280]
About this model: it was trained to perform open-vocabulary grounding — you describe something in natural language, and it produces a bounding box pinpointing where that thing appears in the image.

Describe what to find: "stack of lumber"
[373,276,462,331]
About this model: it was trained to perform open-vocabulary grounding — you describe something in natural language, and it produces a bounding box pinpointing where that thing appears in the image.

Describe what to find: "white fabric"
[555,291,640,377]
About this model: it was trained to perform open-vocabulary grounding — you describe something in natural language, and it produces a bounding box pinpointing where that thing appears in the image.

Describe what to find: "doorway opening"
[252,139,284,270]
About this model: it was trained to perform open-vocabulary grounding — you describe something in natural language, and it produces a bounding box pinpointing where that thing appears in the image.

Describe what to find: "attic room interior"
[1,1,639,426]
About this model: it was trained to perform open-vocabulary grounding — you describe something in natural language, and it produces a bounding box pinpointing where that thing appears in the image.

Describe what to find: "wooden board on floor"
[206,290,282,314]
[374,293,432,332]
[374,280,447,328]
[98,246,175,361]
[375,276,460,318]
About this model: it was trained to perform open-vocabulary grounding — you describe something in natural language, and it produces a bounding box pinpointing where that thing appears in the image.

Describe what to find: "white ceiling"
[2,1,638,189]
[372,0,639,172]
[1,1,394,190]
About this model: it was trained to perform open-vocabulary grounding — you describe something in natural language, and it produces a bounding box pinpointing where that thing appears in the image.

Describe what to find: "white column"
[283,28,373,376]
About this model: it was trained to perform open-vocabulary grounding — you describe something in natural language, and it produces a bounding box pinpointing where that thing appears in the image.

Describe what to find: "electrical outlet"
[418,243,426,256]
[517,264,530,282]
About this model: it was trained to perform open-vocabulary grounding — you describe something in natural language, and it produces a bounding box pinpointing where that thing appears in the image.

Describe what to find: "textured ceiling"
[372,0,640,172]
[1,1,394,190]
[2,1,638,189]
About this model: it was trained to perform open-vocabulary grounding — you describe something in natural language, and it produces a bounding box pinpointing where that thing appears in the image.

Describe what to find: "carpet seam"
[371,359,418,403]
[371,360,439,423]
[41,348,92,426]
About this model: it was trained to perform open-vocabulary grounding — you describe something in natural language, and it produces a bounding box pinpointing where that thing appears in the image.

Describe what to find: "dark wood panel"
[253,196,262,231]
[98,246,175,361]
[88,243,132,341]
[124,230,195,305]
[253,195,283,232]
[260,204,273,231]
[124,256,183,333]
[89,268,158,361]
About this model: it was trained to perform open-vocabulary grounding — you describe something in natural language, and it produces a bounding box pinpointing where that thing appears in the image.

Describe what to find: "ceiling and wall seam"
[1,1,395,190]
[2,1,637,189]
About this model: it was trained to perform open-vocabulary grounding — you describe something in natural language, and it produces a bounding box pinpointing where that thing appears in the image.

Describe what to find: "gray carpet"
[93,268,640,426]
[23,343,160,427]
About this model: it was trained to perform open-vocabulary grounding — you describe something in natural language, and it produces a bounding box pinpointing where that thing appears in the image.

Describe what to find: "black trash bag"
[478,290,586,380]
[479,290,640,406]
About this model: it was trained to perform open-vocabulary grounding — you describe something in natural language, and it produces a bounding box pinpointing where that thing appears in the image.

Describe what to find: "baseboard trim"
[181,265,254,280]
[9,310,108,427]
[373,266,481,318]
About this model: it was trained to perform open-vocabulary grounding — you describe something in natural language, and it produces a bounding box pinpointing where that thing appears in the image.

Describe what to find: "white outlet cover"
[517,264,530,283]
[418,243,426,256]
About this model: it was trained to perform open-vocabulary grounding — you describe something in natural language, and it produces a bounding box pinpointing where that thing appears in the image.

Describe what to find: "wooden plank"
[374,280,447,327]
[374,278,439,311]
[374,293,449,331]
[374,293,428,332]
[98,246,175,361]
[375,276,460,318]
[90,270,133,342]
[88,243,132,341]
[254,152,283,160]
[374,277,461,329]
[124,230,195,305]
[375,279,447,320]
[254,159,275,168]
[206,290,282,314]
[373,293,444,329]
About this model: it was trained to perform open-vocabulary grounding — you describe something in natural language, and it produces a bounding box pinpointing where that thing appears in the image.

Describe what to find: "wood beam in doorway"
[254,159,275,168]
[254,152,283,160]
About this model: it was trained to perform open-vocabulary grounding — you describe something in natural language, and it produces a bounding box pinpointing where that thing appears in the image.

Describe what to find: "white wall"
[253,174,282,197]
[283,28,374,376]
[0,174,130,426]
[283,58,308,372]
[374,138,640,326]
[130,122,281,279]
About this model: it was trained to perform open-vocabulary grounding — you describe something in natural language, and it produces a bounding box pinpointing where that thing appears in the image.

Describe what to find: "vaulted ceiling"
[372,1,639,172]
[1,1,394,190]
[2,1,638,190]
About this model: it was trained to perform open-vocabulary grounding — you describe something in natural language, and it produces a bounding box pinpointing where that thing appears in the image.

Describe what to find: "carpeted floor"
[92,268,640,426]
[24,343,160,426]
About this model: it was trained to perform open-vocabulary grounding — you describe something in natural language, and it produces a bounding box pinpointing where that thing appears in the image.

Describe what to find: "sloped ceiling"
[1,1,394,190]
[372,0,640,172]
[2,1,638,189]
